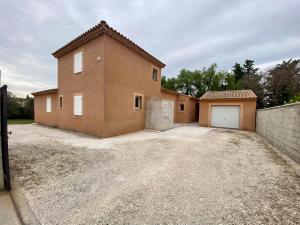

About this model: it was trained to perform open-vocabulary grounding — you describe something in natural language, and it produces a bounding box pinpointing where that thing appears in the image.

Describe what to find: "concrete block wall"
[256,102,300,163]
[146,97,174,131]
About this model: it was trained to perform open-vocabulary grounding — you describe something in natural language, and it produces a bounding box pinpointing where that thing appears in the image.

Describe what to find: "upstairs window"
[73,95,83,116]
[74,51,83,74]
[152,68,158,81]
[46,97,51,112]
[134,95,142,110]
[179,103,185,112]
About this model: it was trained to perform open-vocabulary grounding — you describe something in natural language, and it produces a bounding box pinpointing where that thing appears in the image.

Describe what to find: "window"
[59,96,63,109]
[179,103,185,112]
[74,51,83,74]
[46,97,51,112]
[73,95,83,116]
[134,95,142,110]
[152,68,158,81]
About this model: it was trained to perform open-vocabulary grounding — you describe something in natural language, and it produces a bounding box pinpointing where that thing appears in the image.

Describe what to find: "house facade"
[32,21,198,137]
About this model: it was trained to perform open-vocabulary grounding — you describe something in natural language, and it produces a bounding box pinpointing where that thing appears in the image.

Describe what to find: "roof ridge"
[52,21,165,68]
[200,89,257,101]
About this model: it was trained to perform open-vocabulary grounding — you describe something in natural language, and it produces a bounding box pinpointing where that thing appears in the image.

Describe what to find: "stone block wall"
[256,103,300,163]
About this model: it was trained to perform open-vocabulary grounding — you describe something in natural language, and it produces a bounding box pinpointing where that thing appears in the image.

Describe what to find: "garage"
[211,105,240,129]
[199,90,257,131]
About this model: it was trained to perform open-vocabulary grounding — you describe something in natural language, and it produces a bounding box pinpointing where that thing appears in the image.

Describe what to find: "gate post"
[1,85,10,191]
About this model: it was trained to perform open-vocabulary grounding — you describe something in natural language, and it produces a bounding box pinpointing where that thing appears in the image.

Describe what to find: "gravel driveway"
[9,124,300,225]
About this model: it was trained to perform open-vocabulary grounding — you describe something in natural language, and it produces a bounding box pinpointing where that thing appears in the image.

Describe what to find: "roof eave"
[31,88,58,96]
[199,97,257,102]
[52,21,166,68]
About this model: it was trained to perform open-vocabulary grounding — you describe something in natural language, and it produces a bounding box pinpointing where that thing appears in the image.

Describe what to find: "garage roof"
[31,88,58,96]
[200,90,257,101]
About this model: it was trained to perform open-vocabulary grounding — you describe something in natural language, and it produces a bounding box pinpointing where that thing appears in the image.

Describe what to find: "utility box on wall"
[146,97,174,131]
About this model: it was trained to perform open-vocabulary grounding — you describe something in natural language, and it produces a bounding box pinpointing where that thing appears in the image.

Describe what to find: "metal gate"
[1,85,10,190]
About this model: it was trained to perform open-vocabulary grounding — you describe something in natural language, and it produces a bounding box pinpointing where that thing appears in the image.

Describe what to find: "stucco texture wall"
[103,35,162,137]
[199,100,256,131]
[57,36,105,137]
[34,94,59,127]
[256,103,300,163]
[161,91,199,123]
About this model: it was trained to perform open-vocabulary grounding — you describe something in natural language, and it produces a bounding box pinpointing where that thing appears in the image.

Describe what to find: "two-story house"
[32,21,199,137]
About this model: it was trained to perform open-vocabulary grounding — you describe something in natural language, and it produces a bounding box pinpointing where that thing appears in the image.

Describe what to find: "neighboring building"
[32,21,198,137]
[199,90,257,131]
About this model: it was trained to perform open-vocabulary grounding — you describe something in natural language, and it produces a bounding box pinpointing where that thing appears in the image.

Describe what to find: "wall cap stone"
[257,102,300,111]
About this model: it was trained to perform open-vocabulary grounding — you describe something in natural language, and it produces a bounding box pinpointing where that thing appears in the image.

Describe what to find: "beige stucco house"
[32,21,199,137]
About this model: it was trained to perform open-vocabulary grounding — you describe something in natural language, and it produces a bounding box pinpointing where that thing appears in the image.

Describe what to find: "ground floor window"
[73,94,83,116]
[134,95,142,110]
[179,103,185,112]
[59,95,63,109]
[46,97,51,112]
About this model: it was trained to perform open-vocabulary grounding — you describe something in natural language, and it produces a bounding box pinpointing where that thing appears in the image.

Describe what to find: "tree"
[264,59,300,106]
[232,63,244,81]
[202,64,222,92]
[231,59,264,108]
[161,75,177,91]
[243,59,259,79]
[7,92,34,119]
[176,69,194,95]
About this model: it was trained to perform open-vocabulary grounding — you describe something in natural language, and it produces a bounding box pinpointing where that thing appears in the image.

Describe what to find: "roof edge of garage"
[31,88,58,96]
[199,89,257,101]
[161,88,199,101]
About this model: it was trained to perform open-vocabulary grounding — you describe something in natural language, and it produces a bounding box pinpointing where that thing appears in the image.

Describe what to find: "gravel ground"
[9,124,300,225]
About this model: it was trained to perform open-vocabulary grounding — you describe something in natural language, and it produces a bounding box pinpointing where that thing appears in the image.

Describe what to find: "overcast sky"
[1,0,299,97]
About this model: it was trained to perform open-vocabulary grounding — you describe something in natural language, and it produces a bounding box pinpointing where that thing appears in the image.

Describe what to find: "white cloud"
[0,0,299,96]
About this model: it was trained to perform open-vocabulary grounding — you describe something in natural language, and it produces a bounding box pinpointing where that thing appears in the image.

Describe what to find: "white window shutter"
[73,95,83,116]
[74,52,83,74]
[46,97,51,112]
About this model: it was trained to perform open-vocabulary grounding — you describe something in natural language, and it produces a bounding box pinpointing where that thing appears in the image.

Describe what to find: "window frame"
[46,96,51,113]
[73,51,83,74]
[73,93,83,116]
[179,103,185,112]
[133,93,143,111]
[152,68,158,81]
[59,95,63,110]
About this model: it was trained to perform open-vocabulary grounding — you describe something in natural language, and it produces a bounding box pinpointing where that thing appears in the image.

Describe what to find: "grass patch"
[8,119,34,125]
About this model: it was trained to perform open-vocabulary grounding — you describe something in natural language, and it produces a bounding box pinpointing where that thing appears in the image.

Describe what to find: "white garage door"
[211,105,240,129]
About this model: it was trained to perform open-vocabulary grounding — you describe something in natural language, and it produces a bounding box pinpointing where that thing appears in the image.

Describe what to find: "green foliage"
[243,59,259,78]
[232,63,244,81]
[8,119,34,125]
[7,92,34,119]
[162,64,241,98]
[176,69,195,95]
[161,76,177,91]
[287,93,300,104]
[264,59,300,107]
[161,58,300,109]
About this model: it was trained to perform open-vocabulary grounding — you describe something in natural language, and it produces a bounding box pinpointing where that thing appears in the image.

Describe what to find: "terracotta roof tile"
[200,90,257,101]
[52,21,165,68]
